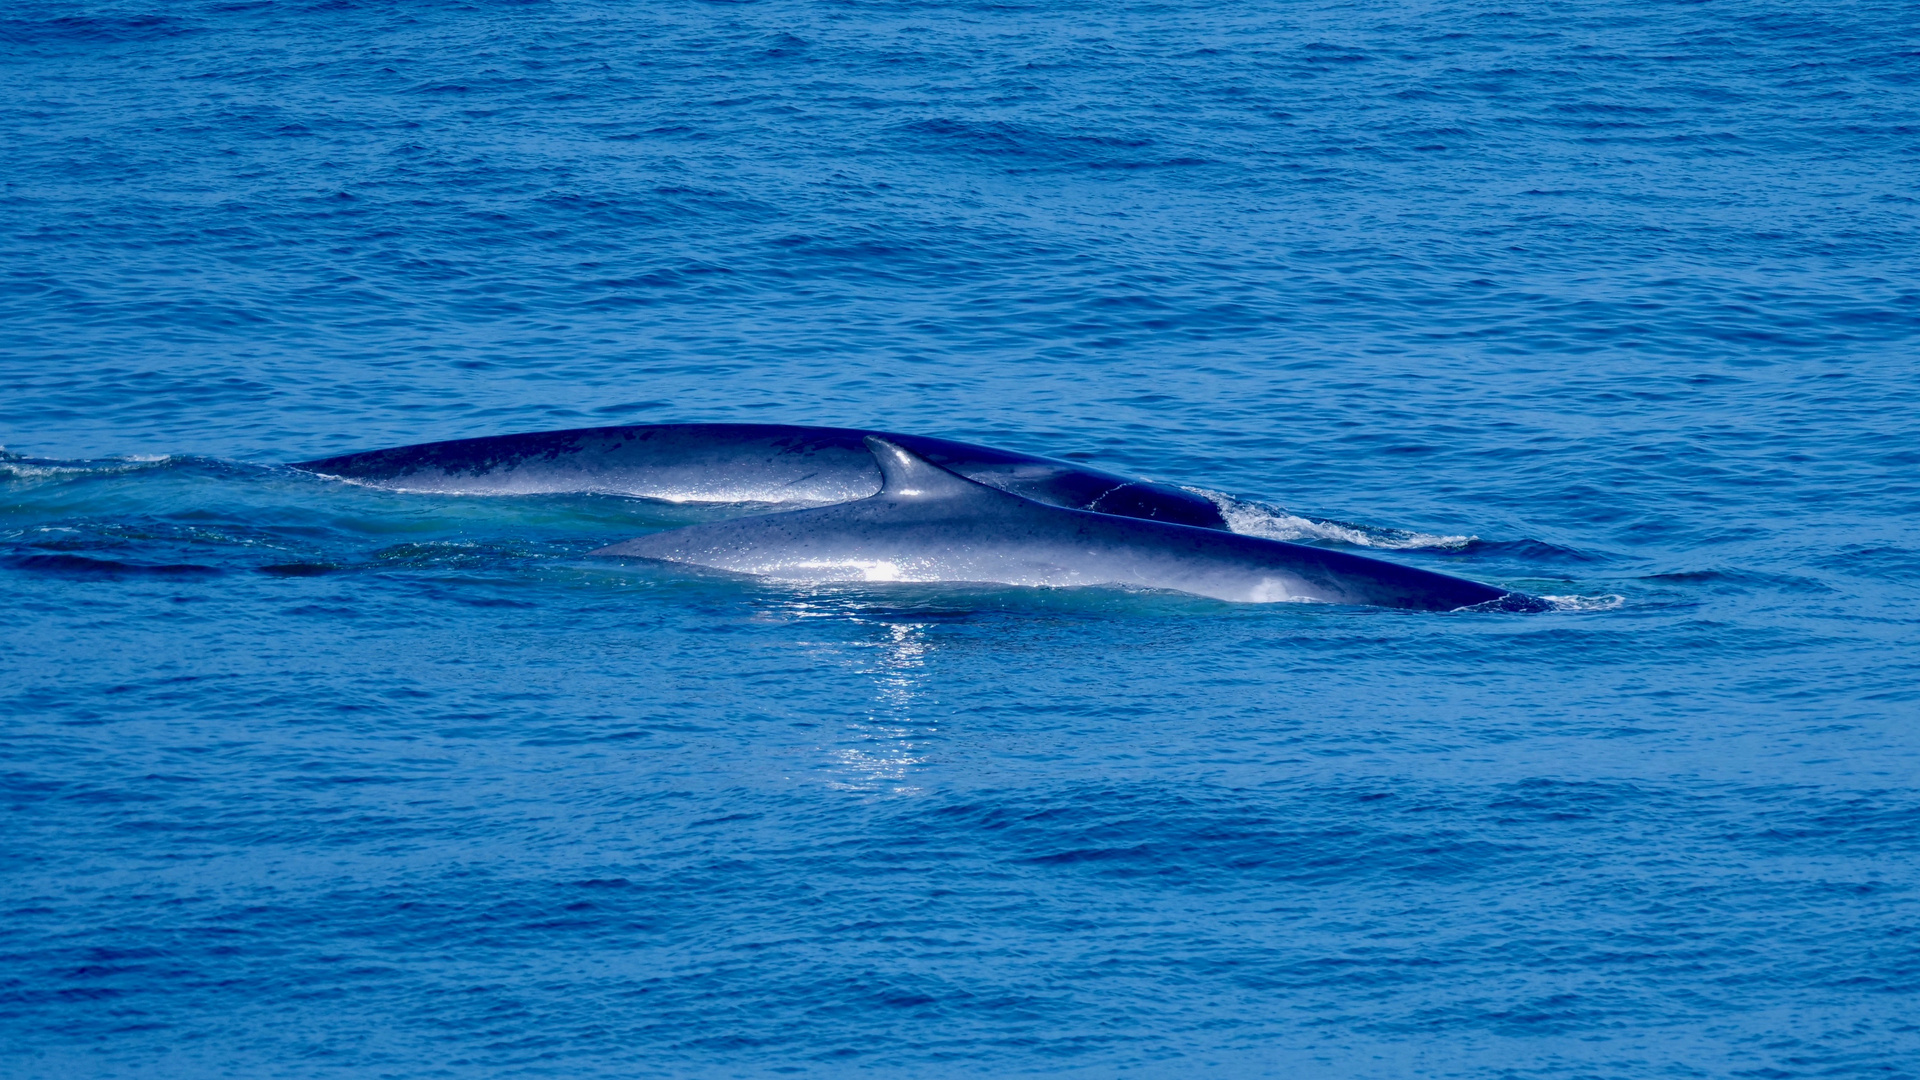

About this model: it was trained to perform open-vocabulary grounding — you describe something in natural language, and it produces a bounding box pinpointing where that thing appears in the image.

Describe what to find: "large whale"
[295,422,1228,529]
[594,438,1547,612]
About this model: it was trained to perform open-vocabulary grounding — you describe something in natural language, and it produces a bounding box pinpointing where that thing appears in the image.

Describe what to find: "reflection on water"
[757,593,946,795]
[830,620,934,796]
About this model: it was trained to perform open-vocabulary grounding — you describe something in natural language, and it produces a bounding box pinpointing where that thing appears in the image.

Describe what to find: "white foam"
[1542,594,1625,612]
[1193,489,1474,551]
[0,454,175,482]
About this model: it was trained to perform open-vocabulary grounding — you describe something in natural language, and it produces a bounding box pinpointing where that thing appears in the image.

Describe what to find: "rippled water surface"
[3,1,1919,1076]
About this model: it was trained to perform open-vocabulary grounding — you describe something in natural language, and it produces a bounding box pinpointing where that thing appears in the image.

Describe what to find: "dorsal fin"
[864,436,1001,500]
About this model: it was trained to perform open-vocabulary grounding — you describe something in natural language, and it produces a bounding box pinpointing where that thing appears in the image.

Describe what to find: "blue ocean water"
[3,0,1919,1075]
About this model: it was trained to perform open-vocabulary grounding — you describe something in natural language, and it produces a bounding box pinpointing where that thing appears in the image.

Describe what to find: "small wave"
[258,563,340,578]
[1463,537,1608,563]
[8,553,222,578]
[1194,490,1474,550]
[0,452,176,483]
[1,14,198,46]
[1542,594,1625,612]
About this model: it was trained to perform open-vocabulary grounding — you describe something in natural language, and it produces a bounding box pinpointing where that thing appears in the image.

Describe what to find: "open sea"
[3,1,1919,1076]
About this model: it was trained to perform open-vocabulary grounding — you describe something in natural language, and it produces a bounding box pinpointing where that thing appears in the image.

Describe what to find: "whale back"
[595,440,1543,612]
[295,422,1229,529]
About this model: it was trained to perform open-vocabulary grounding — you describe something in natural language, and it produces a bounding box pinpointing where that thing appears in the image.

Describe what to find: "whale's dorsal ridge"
[864,436,1003,502]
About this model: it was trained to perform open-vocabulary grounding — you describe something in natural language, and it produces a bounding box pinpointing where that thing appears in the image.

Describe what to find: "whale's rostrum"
[593,437,1546,611]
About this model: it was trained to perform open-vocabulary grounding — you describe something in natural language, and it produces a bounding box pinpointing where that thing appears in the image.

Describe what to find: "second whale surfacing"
[295,422,1229,529]
[595,438,1548,612]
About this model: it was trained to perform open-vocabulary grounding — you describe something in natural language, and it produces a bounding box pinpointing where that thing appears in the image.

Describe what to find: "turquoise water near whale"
[3,0,1919,1076]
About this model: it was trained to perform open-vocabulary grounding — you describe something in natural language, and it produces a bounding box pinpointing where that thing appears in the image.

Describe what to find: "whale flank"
[594,438,1546,612]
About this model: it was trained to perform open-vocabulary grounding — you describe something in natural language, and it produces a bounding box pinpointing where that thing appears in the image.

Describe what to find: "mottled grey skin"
[595,438,1547,612]
[296,423,1228,530]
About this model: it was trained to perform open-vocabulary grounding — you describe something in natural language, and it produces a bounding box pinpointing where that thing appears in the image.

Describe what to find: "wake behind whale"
[595,438,1547,612]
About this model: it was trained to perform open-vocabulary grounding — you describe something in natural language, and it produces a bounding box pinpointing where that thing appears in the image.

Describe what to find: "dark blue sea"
[4,1,1919,1076]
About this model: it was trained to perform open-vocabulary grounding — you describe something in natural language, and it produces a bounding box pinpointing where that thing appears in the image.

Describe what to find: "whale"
[295,422,1229,530]
[593,437,1547,612]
